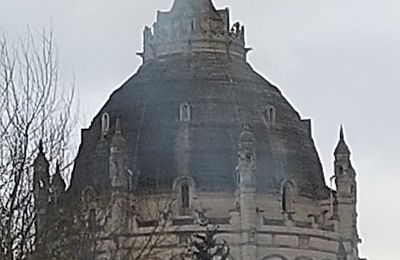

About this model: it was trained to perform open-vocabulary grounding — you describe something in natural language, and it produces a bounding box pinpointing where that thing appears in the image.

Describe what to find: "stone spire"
[52,161,66,199]
[34,140,50,193]
[334,125,351,156]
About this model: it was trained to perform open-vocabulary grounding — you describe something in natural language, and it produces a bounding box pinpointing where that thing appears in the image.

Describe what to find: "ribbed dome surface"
[71,52,329,199]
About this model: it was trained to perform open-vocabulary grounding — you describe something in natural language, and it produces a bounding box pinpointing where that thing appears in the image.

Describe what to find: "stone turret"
[334,126,359,260]
[33,141,50,244]
[139,0,248,62]
[237,125,257,260]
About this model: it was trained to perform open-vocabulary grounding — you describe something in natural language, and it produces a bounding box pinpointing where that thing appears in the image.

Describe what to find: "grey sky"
[1,0,399,258]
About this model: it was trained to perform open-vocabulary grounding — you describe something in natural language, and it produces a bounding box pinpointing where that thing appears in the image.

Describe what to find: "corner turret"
[333,126,360,260]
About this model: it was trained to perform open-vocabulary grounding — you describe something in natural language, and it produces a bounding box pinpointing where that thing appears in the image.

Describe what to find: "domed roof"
[70,0,330,199]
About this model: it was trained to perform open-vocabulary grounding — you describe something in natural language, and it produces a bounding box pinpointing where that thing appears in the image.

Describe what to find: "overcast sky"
[1,0,399,259]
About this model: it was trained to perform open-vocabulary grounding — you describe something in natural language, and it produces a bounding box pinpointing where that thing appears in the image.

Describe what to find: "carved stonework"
[140,0,247,61]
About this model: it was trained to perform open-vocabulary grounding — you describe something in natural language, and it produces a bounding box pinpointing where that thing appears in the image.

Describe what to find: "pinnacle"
[55,160,61,174]
[53,161,66,191]
[38,139,44,153]
[339,125,345,141]
[35,139,49,165]
[334,125,351,156]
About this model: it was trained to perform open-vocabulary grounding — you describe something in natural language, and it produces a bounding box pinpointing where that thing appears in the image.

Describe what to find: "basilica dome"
[70,0,329,200]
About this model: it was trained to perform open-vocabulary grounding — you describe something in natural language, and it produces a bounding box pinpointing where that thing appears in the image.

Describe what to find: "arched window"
[101,113,110,133]
[337,165,344,176]
[264,106,276,124]
[282,181,295,213]
[173,177,195,216]
[180,103,191,122]
[181,183,190,209]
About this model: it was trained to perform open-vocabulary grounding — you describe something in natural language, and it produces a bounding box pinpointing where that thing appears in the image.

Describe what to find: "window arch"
[264,105,276,124]
[282,181,296,213]
[173,176,195,216]
[179,103,191,122]
[262,255,289,260]
[294,257,314,260]
[101,112,110,133]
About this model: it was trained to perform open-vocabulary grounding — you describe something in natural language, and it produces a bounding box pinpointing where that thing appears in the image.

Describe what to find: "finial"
[339,125,345,141]
[334,124,350,156]
[38,139,44,153]
[53,160,65,192]
[55,160,60,174]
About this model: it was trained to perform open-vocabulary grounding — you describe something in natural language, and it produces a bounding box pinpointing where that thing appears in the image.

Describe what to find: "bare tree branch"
[0,28,77,260]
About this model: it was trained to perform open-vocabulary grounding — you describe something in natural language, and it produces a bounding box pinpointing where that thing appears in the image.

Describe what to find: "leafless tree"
[0,28,183,260]
[0,29,77,260]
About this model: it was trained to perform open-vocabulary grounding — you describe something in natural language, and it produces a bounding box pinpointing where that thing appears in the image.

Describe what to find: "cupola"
[139,0,248,61]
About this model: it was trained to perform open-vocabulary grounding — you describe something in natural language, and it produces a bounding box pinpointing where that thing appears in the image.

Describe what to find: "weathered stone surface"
[48,1,364,260]
[70,51,328,199]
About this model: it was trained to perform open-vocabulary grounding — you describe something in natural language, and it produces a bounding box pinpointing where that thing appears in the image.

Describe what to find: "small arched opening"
[173,176,195,216]
[264,105,276,124]
[181,183,190,209]
[101,112,110,133]
[282,181,296,213]
[180,103,191,122]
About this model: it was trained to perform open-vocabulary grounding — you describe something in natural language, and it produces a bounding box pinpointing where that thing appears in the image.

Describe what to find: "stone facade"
[34,0,365,259]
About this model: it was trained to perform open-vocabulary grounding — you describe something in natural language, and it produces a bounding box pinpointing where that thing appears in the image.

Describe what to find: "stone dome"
[70,0,330,200]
